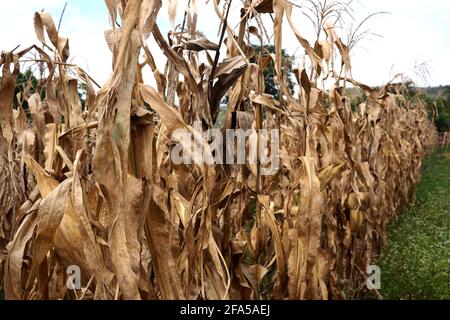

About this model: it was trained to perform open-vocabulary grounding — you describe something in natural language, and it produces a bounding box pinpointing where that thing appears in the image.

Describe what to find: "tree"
[435,88,450,132]
[406,85,450,132]
[214,45,295,128]
[251,45,295,99]
[14,69,39,108]
[12,69,88,122]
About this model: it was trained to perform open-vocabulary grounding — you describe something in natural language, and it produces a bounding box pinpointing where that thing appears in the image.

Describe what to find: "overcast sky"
[1,0,449,87]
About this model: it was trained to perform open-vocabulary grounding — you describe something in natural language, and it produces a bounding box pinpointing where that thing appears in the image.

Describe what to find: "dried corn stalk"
[0,0,437,300]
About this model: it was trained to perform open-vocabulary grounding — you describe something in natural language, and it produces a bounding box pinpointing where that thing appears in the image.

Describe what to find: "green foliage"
[12,69,88,122]
[377,146,450,300]
[14,69,39,113]
[214,46,295,128]
[350,92,367,112]
[435,94,450,132]
[15,69,39,95]
[407,86,450,132]
[251,45,295,99]
[78,82,88,110]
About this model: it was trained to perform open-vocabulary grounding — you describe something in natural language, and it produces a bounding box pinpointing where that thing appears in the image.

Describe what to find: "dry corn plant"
[0,0,438,300]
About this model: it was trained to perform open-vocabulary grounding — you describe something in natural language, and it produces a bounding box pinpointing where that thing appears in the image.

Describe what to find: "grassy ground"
[376,146,450,299]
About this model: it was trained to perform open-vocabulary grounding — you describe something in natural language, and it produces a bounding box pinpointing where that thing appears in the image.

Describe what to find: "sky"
[0,0,449,88]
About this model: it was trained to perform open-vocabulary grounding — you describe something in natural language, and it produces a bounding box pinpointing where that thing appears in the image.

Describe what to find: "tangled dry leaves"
[0,0,437,300]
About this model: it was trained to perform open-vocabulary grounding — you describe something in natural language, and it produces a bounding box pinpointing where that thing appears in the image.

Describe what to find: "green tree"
[14,69,39,109]
[214,45,296,128]
[404,85,450,132]
[435,94,450,132]
[251,45,295,99]
[11,69,88,122]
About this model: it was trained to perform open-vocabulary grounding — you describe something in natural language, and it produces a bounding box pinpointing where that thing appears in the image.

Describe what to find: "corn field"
[0,0,438,300]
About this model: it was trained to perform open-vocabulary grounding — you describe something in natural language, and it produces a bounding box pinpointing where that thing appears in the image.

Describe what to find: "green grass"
[376,146,450,299]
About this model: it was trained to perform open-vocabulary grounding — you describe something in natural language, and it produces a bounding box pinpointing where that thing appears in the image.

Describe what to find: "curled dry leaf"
[0,1,438,301]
